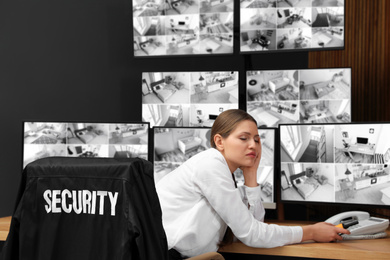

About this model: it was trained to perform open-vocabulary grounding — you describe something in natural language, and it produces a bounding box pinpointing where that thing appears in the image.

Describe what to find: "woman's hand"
[240,144,262,187]
[302,222,351,243]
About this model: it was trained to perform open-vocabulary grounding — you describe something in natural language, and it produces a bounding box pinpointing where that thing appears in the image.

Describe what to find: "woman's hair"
[210,109,257,148]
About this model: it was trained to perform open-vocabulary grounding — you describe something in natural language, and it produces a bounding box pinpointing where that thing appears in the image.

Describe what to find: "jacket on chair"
[1,157,169,260]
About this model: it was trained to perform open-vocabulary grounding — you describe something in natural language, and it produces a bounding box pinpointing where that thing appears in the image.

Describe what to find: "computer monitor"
[357,137,369,145]
[279,123,390,207]
[247,68,351,127]
[22,122,149,169]
[240,1,345,53]
[153,126,277,209]
[142,71,239,127]
[132,0,234,57]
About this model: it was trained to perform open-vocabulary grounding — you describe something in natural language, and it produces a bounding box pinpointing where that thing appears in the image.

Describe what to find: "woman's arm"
[193,150,350,248]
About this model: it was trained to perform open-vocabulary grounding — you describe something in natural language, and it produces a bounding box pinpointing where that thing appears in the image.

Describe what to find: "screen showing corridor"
[279,123,390,207]
[154,127,277,209]
[246,68,351,128]
[240,0,345,53]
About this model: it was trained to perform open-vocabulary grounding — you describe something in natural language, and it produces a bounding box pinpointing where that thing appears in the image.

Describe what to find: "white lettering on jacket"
[43,189,118,216]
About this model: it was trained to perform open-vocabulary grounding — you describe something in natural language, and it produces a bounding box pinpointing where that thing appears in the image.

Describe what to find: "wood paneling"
[308,0,390,122]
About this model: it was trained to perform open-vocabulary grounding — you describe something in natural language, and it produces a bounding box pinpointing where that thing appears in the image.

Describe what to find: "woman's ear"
[214,134,224,151]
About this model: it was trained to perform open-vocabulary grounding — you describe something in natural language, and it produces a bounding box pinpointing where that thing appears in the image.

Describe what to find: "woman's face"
[218,120,261,172]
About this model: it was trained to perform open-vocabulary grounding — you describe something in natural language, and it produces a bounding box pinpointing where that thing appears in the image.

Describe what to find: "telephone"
[325,211,389,240]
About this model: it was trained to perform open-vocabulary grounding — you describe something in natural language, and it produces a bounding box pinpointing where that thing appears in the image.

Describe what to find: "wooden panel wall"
[308,0,390,122]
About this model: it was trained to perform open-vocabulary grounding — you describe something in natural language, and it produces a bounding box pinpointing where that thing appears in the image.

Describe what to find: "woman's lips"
[246,152,256,158]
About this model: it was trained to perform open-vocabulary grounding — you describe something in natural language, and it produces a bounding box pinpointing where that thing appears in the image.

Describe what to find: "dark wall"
[0,0,308,217]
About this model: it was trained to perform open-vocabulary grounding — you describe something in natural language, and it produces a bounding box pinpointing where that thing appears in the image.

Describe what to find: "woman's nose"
[249,139,257,148]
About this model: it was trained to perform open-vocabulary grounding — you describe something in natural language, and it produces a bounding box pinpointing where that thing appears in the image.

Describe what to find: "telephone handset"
[325,211,389,240]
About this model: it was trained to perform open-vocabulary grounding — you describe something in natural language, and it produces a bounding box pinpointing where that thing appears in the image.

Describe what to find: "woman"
[156,109,349,259]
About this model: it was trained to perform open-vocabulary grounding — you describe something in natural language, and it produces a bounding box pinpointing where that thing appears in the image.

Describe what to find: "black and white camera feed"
[247,68,351,127]
[280,124,390,206]
[142,71,239,127]
[133,0,234,56]
[23,122,149,168]
[153,127,212,183]
[153,127,277,208]
[240,0,345,52]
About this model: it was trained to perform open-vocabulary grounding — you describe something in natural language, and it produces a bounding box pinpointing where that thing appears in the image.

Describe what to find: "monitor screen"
[357,137,369,144]
[247,68,351,127]
[132,0,234,57]
[153,127,277,209]
[279,123,390,207]
[142,71,239,127]
[240,1,345,53]
[23,122,149,169]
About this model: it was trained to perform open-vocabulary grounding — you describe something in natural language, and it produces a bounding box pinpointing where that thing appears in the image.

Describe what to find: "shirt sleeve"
[193,158,303,248]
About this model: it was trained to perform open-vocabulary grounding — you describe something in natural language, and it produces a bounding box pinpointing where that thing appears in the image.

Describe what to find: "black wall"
[0,0,308,217]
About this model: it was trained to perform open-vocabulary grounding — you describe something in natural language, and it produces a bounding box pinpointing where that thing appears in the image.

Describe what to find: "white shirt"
[156,148,302,257]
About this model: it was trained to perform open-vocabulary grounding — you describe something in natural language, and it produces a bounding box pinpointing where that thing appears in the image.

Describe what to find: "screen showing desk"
[132,0,234,57]
[154,127,277,209]
[279,123,390,207]
[240,0,345,53]
[23,122,149,169]
[142,71,239,127]
[247,68,351,127]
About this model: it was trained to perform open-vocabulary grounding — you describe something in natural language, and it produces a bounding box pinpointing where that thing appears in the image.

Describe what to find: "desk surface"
[0,216,11,241]
[218,220,390,259]
[2,217,390,258]
[346,143,375,155]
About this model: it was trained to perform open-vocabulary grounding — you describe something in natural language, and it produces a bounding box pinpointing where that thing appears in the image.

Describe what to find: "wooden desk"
[342,143,375,162]
[0,216,11,241]
[346,143,375,155]
[3,217,389,258]
[218,221,390,259]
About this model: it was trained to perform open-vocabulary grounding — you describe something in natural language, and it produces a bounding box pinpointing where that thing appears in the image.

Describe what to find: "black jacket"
[1,157,169,260]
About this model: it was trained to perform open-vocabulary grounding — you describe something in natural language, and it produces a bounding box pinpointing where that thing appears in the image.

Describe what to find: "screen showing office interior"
[142,71,239,128]
[247,68,351,128]
[240,0,345,53]
[132,0,234,57]
[23,122,149,169]
[279,123,390,207]
[153,127,277,209]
